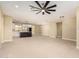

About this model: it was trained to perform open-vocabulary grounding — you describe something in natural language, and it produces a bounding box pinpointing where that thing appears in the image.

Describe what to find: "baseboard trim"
[42,35,56,39]
[62,38,76,42]
[57,36,62,37]
[49,36,56,39]
[1,40,13,44]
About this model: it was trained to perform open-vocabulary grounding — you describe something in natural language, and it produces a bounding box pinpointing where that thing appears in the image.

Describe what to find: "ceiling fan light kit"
[30,1,57,15]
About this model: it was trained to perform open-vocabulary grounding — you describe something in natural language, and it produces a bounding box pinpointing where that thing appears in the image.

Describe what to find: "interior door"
[57,22,62,38]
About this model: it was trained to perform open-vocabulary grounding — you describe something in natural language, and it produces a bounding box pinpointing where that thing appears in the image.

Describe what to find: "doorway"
[56,22,62,38]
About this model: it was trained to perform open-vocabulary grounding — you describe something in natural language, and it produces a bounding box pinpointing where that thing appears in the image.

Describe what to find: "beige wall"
[41,22,57,38]
[4,15,13,43]
[0,9,4,44]
[62,18,76,41]
[32,25,42,36]
[32,25,35,35]
[48,22,57,38]
[0,9,13,44]
[77,8,79,48]
[41,23,50,36]
[41,19,76,41]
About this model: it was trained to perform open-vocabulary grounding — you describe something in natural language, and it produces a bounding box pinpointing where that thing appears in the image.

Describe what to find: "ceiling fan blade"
[45,11,51,14]
[43,1,50,8]
[47,4,57,9]
[32,10,39,11]
[42,12,45,15]
[48,9,56,11]
[35,1,42,8]
[36,10,41,14]
[29,5,40,9]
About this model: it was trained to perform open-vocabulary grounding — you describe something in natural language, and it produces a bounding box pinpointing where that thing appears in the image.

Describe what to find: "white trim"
[62,38,76,42]
[1,40,13,44]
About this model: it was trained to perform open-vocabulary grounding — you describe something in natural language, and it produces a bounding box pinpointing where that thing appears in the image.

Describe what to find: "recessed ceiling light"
[15,5,19,8]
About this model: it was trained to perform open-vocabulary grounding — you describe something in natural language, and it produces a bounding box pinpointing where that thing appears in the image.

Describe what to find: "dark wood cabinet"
[20,32,32,37]
[20,27,32,37]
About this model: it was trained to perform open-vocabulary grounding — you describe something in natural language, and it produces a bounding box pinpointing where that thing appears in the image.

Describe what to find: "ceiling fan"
[29,1,57,15]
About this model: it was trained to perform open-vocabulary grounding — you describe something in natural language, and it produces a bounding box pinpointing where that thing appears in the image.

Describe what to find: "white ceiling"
[0,1,79,25]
